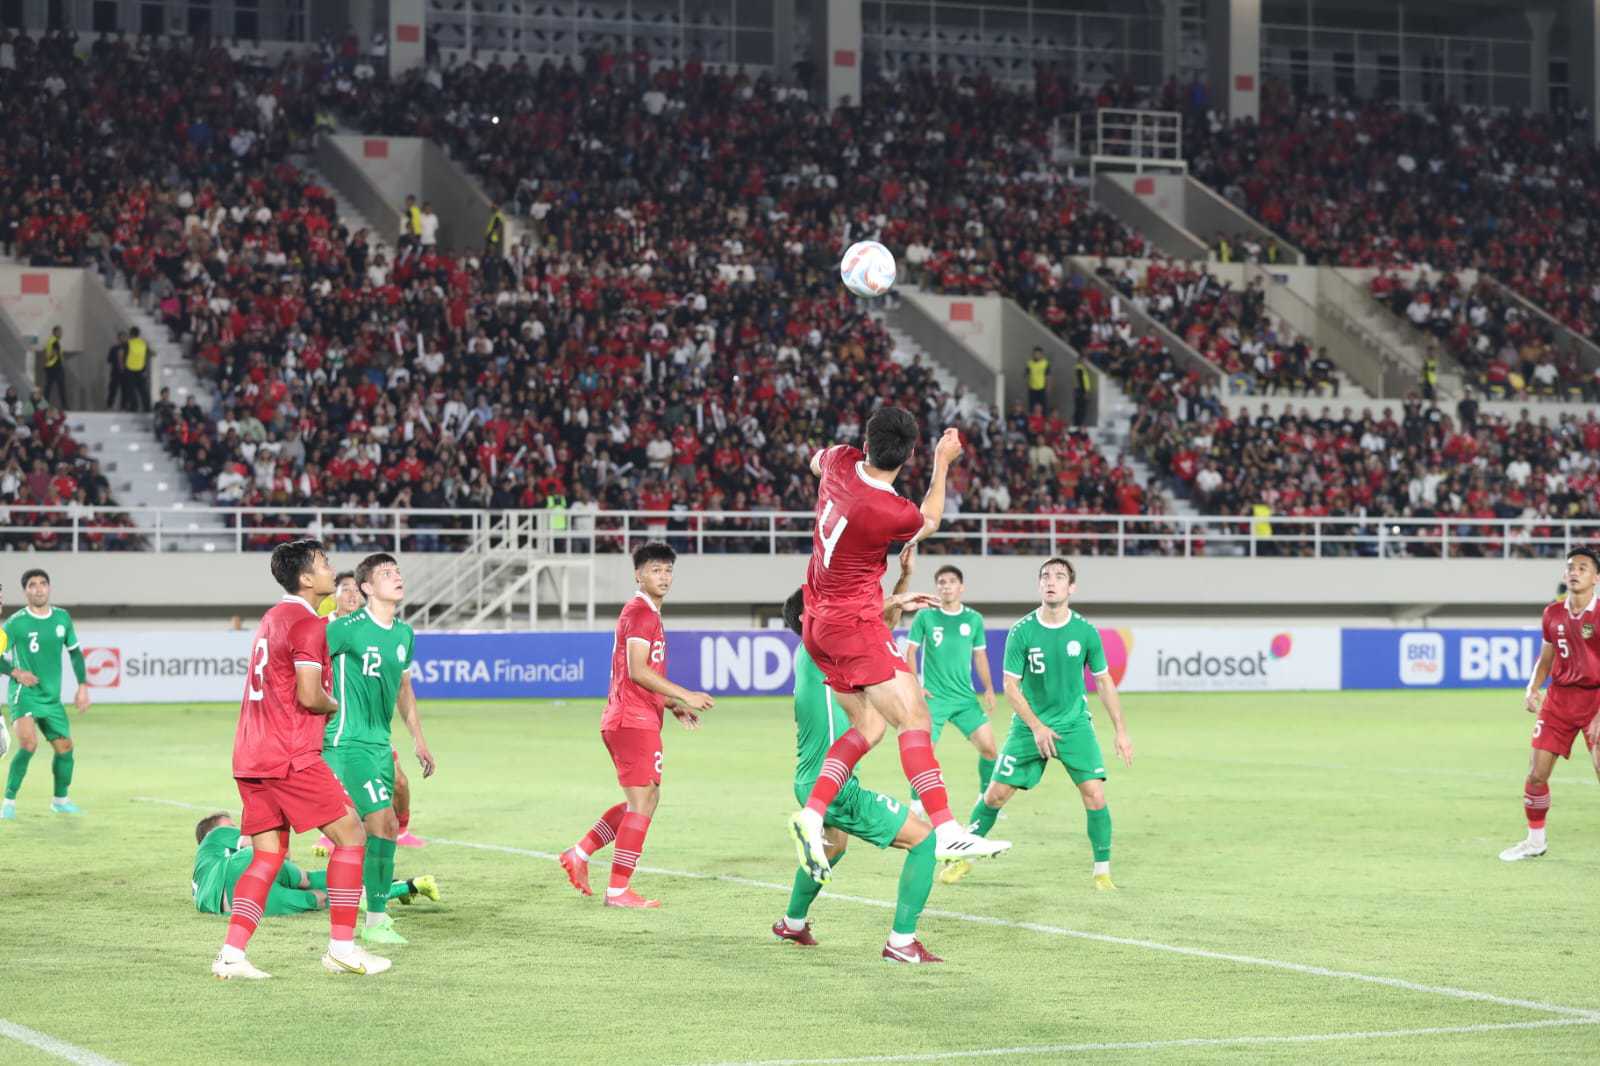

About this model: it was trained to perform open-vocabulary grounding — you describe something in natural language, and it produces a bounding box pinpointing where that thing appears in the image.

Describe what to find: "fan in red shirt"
[212,539,391,981]
[787,407,1011,886]
[1501,546,1600,863]
[558,542,714,909]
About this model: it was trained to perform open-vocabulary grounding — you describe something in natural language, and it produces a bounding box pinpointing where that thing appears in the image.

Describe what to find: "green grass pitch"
[2,691,1599,1065]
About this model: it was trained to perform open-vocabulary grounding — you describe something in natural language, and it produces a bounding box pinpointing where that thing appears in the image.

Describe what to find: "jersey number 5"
[1559,638,1571,658]
[247,638,269,701]
[817,499,849,568]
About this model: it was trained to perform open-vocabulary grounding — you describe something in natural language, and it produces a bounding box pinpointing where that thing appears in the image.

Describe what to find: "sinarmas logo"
[1155,633,1293,679]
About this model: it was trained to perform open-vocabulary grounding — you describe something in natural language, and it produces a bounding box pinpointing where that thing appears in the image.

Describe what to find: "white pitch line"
[131,799,1600,1022]
[0,1019,125,1066]
[677,1017,1600,1066]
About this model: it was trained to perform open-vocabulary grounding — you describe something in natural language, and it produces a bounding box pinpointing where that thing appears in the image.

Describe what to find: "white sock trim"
[218,944,246,963]
[887,931,916,948]
[784,916,808,931]
[572,845,590,863]
[328,939,355,958]
[605,886,626,898]
[1529,828,1547,847]
[1093,861,1110,876]
[366,911,387,927]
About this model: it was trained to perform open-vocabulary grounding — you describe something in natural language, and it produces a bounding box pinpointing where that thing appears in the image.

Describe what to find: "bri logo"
[1398,632,1445,686]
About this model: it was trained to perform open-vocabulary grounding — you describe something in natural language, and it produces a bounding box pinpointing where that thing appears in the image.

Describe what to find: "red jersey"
[804,445,925,625]
[1543,595,1600,688]
[232,596,333,778]
[599,592,667,731]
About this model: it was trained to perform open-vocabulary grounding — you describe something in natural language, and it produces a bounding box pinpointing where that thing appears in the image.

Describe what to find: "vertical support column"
[1572,0,1600,136]
[1205,0,1260,122]
[1159,0,1182,84]
[349,0,376,40]
[810,0,861,108]
[771,0,794,80]
[1528,9,1554,113]
[390,0,425,75]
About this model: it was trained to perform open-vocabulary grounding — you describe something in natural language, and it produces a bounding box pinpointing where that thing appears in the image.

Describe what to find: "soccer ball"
[840,240,897,298]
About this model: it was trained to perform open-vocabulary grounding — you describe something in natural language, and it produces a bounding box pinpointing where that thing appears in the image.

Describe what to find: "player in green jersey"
[191,812,440,916]
[2,569,90,819]
[772,554,950,963]
[960,558,1133,889]
[903,562,998,819]
[323,553,436,946]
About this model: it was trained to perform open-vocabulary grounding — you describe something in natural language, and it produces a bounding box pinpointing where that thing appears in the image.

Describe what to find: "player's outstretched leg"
[774,835,847,946]
[562,802,626,897]
[393,875,440,905]
[604,810,660,908]
[790,727,873,883]
[212,829,287,980]
[883,825,941,963]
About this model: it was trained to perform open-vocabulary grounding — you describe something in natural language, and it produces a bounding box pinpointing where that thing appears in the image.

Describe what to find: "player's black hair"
[334,570,357,588]
[782,587,805,636]
[1039,556,1077,583]
[355,553,398,593]
[935,564,964,583]
[1567,546,1600,571]
[269,538,326,594]
[194,811,231,844]
[20,568,48,588]
[864,406,919,471]
[633,541,677,569]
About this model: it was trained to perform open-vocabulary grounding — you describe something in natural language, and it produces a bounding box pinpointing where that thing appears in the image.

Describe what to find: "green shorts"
[991,717,1106,790]
[793,777,909,849]
[324,745,394,818]
[11,703,69,742]
[198,854,323,916]
[927,695,988,743]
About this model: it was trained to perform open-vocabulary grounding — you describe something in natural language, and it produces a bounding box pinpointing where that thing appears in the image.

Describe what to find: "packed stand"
[1370,270,1592,400]
[1187,88,1600,345]
[0,388,137,550]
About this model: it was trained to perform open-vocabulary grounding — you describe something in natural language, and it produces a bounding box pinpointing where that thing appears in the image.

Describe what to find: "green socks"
[365,836,398,915]
[51,750,74,799]
[968,797,1000,837]
[977,755,996,794]
[388,879,414,901]
[892,836,936,936]
[303,869,409,900]
[6,745,33,800]
[1087,806,1112,862]
[785,849,844,921]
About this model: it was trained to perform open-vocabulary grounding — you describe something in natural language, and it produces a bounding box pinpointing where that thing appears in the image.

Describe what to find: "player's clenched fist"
[933,427,963,465]
[1525,687,1545,715]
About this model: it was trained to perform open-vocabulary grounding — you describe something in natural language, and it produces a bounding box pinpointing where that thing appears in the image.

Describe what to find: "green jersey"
[192,825,244,912]
[1001,608,1107,731]
[325,609,416,750]
[4,606,82,711]
[906,606,986,701]
[793,645,853,792]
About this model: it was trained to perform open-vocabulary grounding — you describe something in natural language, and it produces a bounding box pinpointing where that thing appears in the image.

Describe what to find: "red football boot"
[772,919,819,946]
[882,939,944,964]
[558,848,593,897]
[603,888,661,909]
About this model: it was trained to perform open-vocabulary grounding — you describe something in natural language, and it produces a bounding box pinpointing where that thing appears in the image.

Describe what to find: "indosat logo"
[1153,632,1294,684]
[1092,628,1134,689]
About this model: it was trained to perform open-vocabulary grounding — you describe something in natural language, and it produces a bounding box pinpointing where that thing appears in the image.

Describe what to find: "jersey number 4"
[817,499,849,568]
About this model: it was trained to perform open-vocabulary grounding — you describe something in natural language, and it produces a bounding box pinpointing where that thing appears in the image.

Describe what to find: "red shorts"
[803,612,910,694]
[1533,686,1600,759]
[603,728,662,787]
[236,759,354,835]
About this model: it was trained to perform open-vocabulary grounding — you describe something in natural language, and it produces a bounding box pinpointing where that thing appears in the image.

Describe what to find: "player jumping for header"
[787,407,1010,884]
[1501,546,1600,861]
[211,539,389,979]
[2,569,90,819]
[958,558,1133,889]
[559,542,715,908]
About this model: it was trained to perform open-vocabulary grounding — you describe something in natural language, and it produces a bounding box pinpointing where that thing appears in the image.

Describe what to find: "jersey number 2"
[817,499,849,568]
[247,638,269,701]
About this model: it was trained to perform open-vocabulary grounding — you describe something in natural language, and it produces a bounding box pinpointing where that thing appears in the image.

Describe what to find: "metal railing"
[8,506,1599,560]
[1060,109,1187,174]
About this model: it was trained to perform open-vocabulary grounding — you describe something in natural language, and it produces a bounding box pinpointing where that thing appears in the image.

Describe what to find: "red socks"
[804,728,873,816]
[899,730,954,827]
[327,845,364,942]
[224,846,286,951]
[397,809,410,837]
[578,802,627,858]
[608,811,651,894]
[1525,781,1550,829]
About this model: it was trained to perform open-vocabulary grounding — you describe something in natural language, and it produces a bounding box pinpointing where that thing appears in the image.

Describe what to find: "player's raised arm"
[809,446,830,478]
[913,428,963,543]
[626,638,714,712]
[1526,641,1556,715]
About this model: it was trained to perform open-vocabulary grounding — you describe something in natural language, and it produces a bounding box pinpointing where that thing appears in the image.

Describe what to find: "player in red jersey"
[787,407,1011,883]
[211,539,391,979]
[560,542,715,908]
[1502,546,1600,861]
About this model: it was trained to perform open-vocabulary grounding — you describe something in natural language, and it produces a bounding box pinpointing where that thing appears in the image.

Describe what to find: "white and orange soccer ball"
[840,240,897,298]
